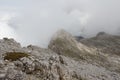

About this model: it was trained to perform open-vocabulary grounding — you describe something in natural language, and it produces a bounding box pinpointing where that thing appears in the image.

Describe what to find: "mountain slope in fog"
[0,30,120,80]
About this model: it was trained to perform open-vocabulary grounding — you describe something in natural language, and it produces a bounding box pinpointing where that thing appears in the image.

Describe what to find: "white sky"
[0,0,120,47]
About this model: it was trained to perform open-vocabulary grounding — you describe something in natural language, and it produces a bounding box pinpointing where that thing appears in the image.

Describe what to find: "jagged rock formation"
[49,30,110,67]
[48,29,83,59]
[0,30,120,80]
[80,32,120,55]
[79,32,120,73]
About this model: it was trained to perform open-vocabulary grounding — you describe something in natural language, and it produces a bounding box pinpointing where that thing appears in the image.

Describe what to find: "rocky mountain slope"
[0,30,120,80]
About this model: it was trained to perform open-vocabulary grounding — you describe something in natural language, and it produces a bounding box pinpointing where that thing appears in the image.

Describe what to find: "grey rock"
[0,30,120,80]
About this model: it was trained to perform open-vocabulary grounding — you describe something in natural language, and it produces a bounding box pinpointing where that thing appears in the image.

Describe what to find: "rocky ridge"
[0,30,120,80]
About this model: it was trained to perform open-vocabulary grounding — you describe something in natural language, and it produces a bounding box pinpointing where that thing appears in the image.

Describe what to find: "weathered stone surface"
[0,30,120,80]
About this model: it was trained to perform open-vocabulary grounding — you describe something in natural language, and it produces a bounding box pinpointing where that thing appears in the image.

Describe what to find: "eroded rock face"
[0,38,80,80]
[0,30,120,80]
[0,60,26,80]
[0,38,24,59]
[48,30,120,79]
[48,30,110,67]
[48,29,84,59]
[0,55,80,80]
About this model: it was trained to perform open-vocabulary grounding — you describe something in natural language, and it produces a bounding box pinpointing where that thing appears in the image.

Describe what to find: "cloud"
[0,13,18,39]
[0,0,120,47]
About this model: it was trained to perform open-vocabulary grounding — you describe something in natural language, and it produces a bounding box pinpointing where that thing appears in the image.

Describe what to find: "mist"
[0,0,120,47]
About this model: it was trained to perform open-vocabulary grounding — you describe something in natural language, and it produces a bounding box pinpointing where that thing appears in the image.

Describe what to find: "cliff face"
[0,30,120,80]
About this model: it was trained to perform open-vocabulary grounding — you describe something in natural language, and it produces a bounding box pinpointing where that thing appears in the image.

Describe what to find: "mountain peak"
[96,32,111,38]
[50,29,73,40]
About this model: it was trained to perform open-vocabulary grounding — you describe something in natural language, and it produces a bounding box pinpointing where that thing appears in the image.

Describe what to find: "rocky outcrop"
[0,37,83,80]
[0,30,120,80]
[48,30,110,67]
[80,32,120,56]
[48,29,83,59]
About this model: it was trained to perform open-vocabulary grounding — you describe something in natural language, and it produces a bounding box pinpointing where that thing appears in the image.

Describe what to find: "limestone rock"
[0,30,120,80]
[48,29,84,59]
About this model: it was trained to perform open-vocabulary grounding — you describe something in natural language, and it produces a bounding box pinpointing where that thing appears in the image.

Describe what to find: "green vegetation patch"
[4,52,29,61]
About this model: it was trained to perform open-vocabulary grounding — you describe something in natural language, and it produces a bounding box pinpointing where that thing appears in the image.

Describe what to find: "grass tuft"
[4,52,29,61]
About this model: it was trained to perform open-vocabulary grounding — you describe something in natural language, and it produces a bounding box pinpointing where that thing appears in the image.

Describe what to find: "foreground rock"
[0,30,120,80]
